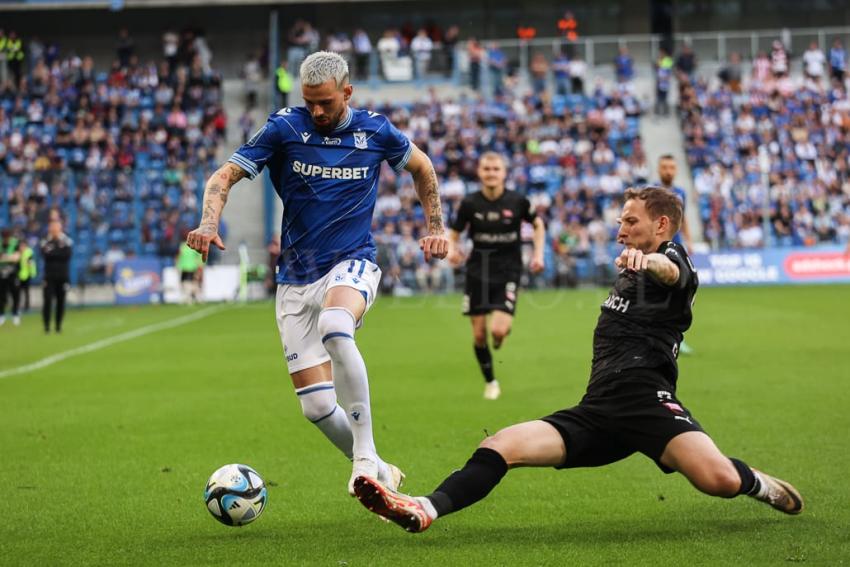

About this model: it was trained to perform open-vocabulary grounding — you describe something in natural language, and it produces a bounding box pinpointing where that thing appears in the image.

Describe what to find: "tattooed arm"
[186,162,247,261]
[404,144,449,261]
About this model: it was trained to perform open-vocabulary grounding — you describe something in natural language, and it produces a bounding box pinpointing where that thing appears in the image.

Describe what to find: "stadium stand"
[678,53,850,250]
[3,25,649,290]
[8,17,849,295]
[367,85,647,292]
[0,29,226,284]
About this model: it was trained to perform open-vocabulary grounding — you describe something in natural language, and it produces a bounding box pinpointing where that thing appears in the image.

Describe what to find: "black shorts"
[463,275,518,316]
[541,371,705,473]
[180,271,196,282]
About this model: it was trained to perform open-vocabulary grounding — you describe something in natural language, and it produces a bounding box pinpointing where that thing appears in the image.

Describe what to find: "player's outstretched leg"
[662,431,803,515]
[355,421,565,531]
[353,446,509,533]
[745,466,804,515]
[318,306,383,495]
[353,475,434,533]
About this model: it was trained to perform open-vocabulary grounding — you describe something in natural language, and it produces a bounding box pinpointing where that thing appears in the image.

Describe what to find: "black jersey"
[451,190,536,282]
[40,234,73,281]
[589,241,698,389]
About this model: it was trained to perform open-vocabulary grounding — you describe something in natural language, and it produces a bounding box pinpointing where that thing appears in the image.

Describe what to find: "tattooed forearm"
[198,163,245,230]
[206,184,229,204]
[224,162,247,184]
[646,253,680,286]
[416,167,444,234]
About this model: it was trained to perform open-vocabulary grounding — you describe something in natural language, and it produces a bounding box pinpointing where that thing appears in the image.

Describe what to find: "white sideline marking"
[0,305,228,380]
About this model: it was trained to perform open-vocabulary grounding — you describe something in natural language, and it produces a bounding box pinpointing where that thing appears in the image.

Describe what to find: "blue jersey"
[230,107,412,284]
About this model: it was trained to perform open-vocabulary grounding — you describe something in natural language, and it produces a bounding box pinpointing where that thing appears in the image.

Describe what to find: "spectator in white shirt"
[410,29,433,80]
[803,41,826,83]
[352,29,372,80]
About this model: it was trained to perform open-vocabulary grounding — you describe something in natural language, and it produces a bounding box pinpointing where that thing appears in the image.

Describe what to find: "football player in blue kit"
[187,51,449,496]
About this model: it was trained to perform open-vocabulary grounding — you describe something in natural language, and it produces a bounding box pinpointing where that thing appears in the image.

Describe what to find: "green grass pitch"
[1,286,848,565]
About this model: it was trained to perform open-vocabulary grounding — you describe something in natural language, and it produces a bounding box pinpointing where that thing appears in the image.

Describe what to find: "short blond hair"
[478,151,508,167]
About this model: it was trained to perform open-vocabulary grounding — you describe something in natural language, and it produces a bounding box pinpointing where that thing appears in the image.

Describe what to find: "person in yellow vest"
[0,30,8,87]
[5,30,24,87]
[276,61,293,109]
[176,239,204,304]
[18,239,36,313]
[0,228,21,326]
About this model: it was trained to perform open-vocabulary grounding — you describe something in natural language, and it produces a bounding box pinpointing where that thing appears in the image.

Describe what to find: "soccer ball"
[204,464,268,526]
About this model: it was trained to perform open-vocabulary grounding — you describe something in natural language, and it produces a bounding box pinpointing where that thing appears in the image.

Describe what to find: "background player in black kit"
[447,152,546,400]
[40,219,73,334]
[354,187,803,532]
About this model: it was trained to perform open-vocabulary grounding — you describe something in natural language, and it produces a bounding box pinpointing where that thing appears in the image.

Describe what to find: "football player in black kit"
[353,187,803,532]
[447,152,546,400]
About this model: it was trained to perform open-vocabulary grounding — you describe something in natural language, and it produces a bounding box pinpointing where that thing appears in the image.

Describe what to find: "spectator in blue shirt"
[615,46,634,83]
[552,51,570,95]
[487,43,507,97]
[829,39,846,83]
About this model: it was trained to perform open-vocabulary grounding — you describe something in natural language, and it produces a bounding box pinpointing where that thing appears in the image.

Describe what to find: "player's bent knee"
[478,430,520,465]
[317,307,356,342]
[491,327,509,342]
[297,387,338,423]
[688,463,741,497]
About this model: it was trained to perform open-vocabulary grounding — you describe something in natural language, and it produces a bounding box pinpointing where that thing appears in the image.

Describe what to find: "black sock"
[729,457,760,497]
[426,447,508,516]
[474,345,495,383]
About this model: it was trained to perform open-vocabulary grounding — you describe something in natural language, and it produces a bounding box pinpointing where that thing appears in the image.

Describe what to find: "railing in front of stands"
[345,25,850,87]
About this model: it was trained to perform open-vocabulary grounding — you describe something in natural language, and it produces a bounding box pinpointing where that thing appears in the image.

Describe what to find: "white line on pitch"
[0,305,230,380]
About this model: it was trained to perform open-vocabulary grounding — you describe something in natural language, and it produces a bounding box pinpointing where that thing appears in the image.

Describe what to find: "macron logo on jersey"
[292,160,370,180]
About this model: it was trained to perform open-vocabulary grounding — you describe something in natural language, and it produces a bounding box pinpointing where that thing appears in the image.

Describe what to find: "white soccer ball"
[204,464,268,526]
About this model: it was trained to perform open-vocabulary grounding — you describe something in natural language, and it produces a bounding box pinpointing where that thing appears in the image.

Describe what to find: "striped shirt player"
[186,51,449,497]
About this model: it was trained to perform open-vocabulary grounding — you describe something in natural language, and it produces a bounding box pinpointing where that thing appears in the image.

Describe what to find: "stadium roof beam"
[0,0,403,11]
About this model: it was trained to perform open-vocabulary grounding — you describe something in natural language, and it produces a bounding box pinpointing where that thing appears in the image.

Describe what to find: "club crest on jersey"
[353,131,368,149]
[246,125,267,146]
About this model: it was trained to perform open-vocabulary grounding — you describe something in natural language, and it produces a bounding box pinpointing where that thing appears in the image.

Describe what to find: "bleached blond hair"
[300,51,350,88]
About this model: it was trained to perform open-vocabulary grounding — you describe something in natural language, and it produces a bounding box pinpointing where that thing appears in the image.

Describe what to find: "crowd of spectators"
[284,19,460,82]
[0,28,226,283]
[2,23,651,290]
[365,84,647,293]
[679,39,850,249]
